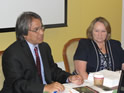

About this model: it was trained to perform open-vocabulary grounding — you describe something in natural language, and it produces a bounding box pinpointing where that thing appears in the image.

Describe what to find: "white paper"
[88,69,121,87]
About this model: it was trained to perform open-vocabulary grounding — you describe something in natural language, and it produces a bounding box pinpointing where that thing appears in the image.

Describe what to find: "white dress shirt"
[27,41,47,84]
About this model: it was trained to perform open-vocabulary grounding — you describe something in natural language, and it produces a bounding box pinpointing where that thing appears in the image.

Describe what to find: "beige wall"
[0,0,122,62]
[122,0,124,48]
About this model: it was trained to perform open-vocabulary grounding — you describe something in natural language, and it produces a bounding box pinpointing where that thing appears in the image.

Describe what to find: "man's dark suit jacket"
[1,40,71,93]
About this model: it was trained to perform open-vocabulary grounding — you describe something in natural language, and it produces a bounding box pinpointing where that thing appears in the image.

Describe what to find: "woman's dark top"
[74,39,124,73]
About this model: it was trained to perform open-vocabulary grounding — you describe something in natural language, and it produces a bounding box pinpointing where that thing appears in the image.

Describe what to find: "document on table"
[62,80,114,93]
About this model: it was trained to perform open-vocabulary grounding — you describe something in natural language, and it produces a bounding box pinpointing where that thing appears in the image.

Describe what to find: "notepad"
[73,86,99,93]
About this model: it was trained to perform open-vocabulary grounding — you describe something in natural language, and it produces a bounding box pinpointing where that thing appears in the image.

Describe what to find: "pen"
[73,70,78,75]
[53,91,57,93]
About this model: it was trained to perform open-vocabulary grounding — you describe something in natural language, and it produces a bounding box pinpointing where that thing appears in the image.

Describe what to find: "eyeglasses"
[29,26,45,32]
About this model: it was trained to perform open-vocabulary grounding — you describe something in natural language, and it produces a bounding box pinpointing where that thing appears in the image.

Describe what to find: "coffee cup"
[94,73,104,86]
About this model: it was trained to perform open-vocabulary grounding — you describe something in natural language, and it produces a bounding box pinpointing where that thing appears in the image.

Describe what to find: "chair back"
[63,38,82,73]
[0,51,4,90]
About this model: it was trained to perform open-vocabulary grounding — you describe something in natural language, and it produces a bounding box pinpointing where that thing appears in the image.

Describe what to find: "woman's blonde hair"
[87,17,111,40]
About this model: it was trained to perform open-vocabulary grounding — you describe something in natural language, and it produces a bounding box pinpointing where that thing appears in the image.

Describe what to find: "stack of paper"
[88,69,121,88]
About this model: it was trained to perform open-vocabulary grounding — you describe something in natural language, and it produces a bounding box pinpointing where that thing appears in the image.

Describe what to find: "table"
[62,80,117,93]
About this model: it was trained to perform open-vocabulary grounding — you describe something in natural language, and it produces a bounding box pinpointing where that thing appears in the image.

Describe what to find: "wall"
[0,0,122,62]
[122,0,124,48]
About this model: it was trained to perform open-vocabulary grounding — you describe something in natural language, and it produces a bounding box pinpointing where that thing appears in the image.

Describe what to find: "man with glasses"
[1,12,83,93]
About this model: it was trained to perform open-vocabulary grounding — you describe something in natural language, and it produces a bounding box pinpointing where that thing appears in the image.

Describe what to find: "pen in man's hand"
[53,91,57,93]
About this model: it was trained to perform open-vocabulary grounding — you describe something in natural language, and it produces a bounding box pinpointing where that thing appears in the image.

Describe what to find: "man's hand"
[68,75,84,85]
[44,82,65,93]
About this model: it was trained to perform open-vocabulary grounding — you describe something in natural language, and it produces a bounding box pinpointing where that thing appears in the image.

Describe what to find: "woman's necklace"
[98,43,106,52]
